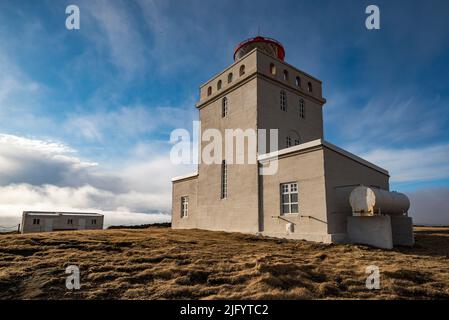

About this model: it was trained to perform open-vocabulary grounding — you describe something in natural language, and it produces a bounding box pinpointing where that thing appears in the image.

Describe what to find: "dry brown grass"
[0,226,448,300]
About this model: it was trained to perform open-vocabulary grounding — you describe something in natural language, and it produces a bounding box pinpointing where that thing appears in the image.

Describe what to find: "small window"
[283,70,289,81]
[295,76,301,88]
[92,219,97,225]
[207,86,212,96]
[181,196,189,218]
[299,99,305,119]
[239,65,245,76]
[222,97,228,118]
[307,82,313,93]
[67,219,73,225]
[228,73,233,83]
[286,136,292,148]
[33,218,40,225]
[280,90,287,111]
[270,63,276,75]
[281,182,299,215]
[221,160,228,199]
[217,80,222,91]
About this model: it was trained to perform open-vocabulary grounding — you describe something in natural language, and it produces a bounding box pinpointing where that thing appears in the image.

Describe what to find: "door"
[78,219,86,230]
[44,218,53,232]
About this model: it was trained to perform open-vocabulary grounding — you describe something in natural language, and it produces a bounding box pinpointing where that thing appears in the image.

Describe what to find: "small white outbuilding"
[21,211,104,234]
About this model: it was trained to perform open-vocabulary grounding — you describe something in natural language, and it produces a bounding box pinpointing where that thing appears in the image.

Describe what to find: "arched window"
[280,90,287,111]
[207,86,212,96]
[307,82,313,93]
[239,65,245,76]
[222,97,228,118]
[228,73,233,83]
[287,130,301,147]
[217,80,222,91]
[270,63,276,75]
[295,76,301,88]
[283,70,289,81]
[299,99,305,119]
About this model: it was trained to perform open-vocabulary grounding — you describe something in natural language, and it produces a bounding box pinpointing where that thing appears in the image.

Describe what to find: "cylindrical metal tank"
[349,186,410,216]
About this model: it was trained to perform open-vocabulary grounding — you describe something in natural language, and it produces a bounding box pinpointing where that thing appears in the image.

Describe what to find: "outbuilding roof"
[23,211,103,217]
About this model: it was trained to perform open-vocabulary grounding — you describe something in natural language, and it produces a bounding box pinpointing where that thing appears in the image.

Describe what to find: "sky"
[0,0,448,228]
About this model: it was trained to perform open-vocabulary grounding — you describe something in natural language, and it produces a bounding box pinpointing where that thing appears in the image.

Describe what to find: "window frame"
[221,160,228,199]
[307,82,313,93]
[280,90,287,112]
[239,65,245,76]
[286,136,292,148]
[270,63,276,75]
[299,99,305,119]
[222,97,228,118]
[228,72,233,83]
[280,182,299,215]
[181,196,189,218]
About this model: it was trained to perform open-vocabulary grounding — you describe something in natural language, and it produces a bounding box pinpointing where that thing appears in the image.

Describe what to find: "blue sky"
[0,0,448,226]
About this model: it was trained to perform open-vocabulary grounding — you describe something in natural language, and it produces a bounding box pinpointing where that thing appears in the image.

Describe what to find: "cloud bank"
[0,133,194,229]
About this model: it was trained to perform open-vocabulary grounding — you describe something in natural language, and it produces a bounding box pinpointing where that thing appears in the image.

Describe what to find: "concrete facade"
[172,38,413,247]
[347,216,393,249]
[21,211,104,234]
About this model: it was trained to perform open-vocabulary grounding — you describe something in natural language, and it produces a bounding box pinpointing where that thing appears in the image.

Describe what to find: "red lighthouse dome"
[233,36,285,61]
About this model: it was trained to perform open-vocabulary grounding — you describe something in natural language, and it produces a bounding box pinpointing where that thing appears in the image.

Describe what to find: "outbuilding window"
[33,218,40,225]
[67,219,73,225]
[181,196,189,218]
[280,90,287,111]
[281,182,299,215]
[92,219,97,225]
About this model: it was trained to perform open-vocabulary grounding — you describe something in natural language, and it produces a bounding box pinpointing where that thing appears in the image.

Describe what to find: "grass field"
[0,226,448,299]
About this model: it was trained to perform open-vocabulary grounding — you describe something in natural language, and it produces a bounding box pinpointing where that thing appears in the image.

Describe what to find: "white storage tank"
[349,186,410,216]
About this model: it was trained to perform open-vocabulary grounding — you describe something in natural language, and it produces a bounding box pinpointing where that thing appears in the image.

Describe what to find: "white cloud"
[80,0,148,79]
[0,52,42,105]
[0,133,194,228]
[326,94,448,146]
[65,105,197,142]
[357,143,449,184]
[0,184,171,229]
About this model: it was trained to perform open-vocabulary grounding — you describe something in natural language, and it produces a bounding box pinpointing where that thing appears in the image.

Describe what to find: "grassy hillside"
[0,226,448,299]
